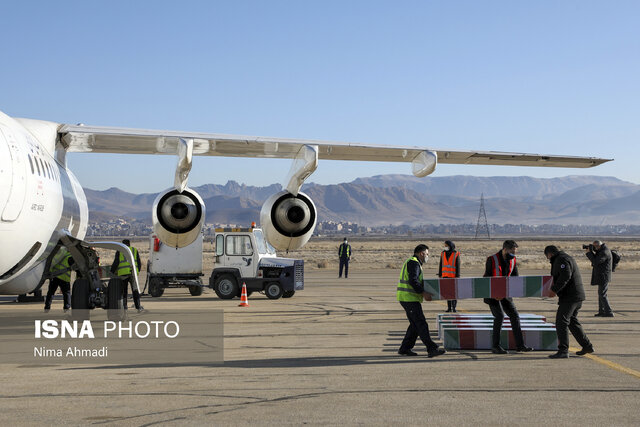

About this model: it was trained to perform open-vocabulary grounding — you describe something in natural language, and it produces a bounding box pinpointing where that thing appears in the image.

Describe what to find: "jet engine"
[260,191,317,251]
[152,188,205,248]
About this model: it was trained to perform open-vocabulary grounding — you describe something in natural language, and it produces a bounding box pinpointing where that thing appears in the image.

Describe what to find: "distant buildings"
[87,218,640,237]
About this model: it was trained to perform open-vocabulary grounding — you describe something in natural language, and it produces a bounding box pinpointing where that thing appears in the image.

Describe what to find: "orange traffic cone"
[238,282,249,307]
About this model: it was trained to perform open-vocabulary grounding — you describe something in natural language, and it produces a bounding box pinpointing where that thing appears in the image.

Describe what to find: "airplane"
[0,109,611,311]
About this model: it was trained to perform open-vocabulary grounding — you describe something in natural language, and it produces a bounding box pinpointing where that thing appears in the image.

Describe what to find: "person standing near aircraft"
[585,240,614,317]
[439,240,460,312]
[111,239,143,312]
[44,248,73,312]
[544,245,594,358]
[483,240,533,354]
[338,237,351,278]
[397,244,446,357]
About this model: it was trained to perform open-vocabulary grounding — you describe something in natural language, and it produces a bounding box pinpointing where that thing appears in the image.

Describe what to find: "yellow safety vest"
[116,247,139,276]
[397,256,423,302]
[50,249,72,282]
[441,251,460,278]
[339,244,350,257]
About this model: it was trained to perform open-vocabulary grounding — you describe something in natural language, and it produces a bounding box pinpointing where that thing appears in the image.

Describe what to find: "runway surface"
[1,268,638,426]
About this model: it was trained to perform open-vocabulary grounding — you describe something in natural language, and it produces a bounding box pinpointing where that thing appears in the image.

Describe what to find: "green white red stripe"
[423,276,553,300]
[443,327,558,350]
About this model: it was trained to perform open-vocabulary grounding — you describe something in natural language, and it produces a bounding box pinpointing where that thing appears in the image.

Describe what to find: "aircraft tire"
[282,290,295,298]
[71,279,90,309]
[107,278,125,321]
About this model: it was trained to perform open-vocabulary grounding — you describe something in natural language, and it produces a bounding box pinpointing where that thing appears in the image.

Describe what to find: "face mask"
[424,255,429,263]
[506,253,516,260]
[444,246,450,252]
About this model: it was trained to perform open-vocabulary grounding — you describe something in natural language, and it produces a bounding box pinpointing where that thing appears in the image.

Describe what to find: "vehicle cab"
[210,225,304,300]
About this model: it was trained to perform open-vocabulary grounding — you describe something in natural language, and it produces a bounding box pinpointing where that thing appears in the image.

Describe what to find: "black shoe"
[452,309,457,313]
[43,308,50,313]
[594,313,604,317]
[427,348,446,358]
[601,312,614,317]
[398,349,418,356]
[548,352,569,359]
[576,346,594,356]
[445,308,452,313]
[492,346,507,354]
[516,345,533,352]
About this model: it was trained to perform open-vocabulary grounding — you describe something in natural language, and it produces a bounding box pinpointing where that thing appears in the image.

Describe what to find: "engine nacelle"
[260,191,317,251]
[152,188,205,248]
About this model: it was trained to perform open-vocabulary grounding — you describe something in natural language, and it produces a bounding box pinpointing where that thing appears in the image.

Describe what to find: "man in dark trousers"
[338,237,351,278]
[483,240,533,354]
[396,244,446,358]
[439,240,460,312]
[544,245,594,358]
[44,248,73,313]
[111,239,143,312]
[585,240,614,317]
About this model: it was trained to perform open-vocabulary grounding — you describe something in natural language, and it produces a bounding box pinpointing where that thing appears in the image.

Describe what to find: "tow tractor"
[210,225,304,300]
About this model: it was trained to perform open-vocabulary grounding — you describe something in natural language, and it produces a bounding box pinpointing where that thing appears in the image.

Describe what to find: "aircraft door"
[225,234,256,278]
[0,124,27,222]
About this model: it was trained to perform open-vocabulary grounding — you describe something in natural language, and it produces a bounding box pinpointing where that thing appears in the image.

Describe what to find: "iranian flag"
[443,327,558,350]
[423,276,553,300]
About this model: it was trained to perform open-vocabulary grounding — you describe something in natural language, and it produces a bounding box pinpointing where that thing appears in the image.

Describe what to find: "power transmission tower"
[475,193,490,239]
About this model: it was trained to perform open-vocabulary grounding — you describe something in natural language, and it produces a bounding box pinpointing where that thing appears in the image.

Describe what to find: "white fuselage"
[0,111,88,294]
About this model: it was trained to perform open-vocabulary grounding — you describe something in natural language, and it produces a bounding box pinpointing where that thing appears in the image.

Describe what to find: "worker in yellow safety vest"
[44,248,74,312]
[396,244,446,358]
[438,240,461,312]
[338,237,352,278]
[111,239,143,311]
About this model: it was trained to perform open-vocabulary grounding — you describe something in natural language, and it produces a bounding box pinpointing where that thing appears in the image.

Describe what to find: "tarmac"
[1,268,638,426]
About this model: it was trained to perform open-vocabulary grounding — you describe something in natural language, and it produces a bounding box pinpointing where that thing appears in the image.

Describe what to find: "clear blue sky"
[2,1,639,192]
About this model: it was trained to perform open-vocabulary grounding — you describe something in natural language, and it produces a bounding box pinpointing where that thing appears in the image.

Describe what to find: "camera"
[582,244,593,250]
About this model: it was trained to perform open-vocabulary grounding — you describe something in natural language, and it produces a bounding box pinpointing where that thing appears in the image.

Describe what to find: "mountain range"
[85,175,640,226]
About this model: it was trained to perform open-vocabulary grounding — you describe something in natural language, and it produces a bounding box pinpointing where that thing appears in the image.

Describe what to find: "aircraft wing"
[59,124,611,168]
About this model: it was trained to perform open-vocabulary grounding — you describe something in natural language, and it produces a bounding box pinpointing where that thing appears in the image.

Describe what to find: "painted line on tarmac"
[570,346,640,380]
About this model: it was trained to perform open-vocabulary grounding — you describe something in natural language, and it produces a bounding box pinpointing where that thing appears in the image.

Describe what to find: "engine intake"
[152,188,205,248]
[260,191,316,251]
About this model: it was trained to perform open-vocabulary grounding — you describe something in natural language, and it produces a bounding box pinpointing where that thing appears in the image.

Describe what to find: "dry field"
[93,236,640,281]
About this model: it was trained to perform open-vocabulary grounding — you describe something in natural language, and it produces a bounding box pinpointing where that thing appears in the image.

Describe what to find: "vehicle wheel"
[149,278,164,298]
[107,278,125,321]
[265,282,283,300]
[214,274,239,299]
[71,279,90,309]
[282,290,295,298]
[189,285,203,296]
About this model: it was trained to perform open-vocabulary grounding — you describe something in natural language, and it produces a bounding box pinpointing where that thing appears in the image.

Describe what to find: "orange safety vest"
[441,251,460,278]
[490,252,515,277]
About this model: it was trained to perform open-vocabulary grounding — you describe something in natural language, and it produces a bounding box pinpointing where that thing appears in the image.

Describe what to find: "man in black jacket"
[483,240,533,354]
[545,245,594,358]
[338,238,351,278]
[585,240,614,317]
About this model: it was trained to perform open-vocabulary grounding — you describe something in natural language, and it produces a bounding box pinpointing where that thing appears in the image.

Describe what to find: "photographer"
[584,240,614,317]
